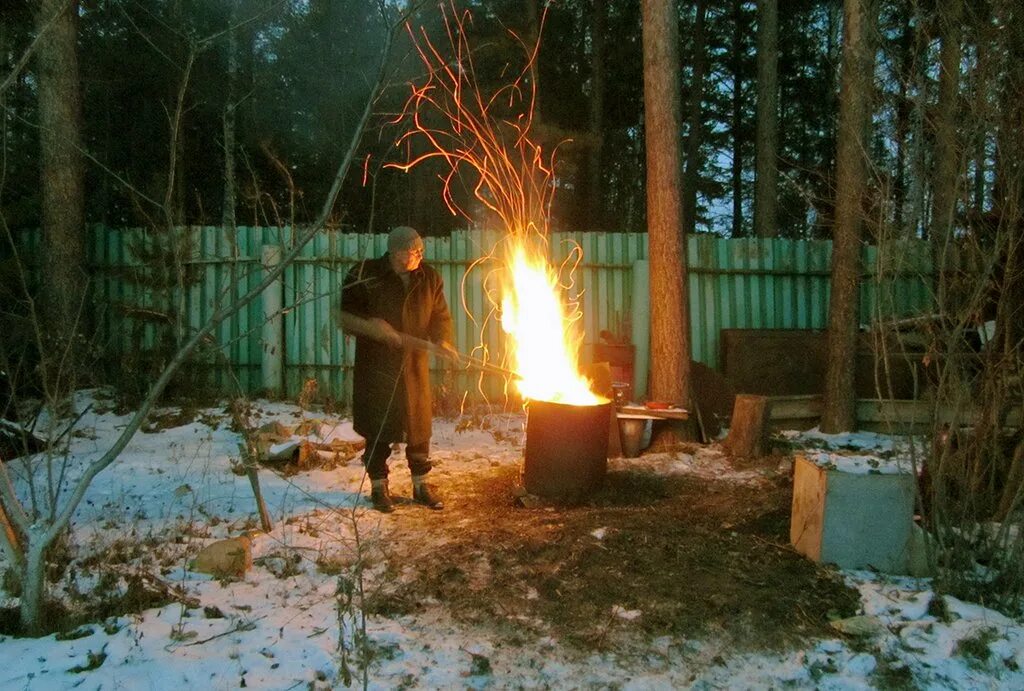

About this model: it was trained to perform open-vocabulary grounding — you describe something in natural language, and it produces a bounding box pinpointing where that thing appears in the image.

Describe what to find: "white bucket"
[619,417,650,458]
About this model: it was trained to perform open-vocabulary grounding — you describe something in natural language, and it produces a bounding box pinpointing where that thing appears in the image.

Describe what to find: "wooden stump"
[725,394,770,458]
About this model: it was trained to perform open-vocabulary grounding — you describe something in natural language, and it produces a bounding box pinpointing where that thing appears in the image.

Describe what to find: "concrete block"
[790,454,916,573]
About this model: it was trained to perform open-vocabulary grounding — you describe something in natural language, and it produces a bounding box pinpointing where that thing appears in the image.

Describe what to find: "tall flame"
[387,3,605,406]
[500,242,603,405]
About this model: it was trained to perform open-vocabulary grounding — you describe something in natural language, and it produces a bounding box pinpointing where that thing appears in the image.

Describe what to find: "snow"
[2,390,1024,689]
[781,427,917,475]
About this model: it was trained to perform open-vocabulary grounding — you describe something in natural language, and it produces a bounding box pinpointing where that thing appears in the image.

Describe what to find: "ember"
[390,3,610,496]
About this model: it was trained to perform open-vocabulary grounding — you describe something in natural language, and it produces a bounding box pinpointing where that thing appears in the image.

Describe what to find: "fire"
[387,3,606,406]
[500,242,604,406]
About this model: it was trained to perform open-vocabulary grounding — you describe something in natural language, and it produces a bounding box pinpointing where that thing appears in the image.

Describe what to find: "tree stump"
[725,394,770,458]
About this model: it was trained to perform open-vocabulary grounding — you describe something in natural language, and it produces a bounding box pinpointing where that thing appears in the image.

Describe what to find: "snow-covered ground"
[1,390,1022,689]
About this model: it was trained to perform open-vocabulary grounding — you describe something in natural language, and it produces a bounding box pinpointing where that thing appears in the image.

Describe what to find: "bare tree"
[35,0,86,398]
[0,0,404,636]
[754,0,779,238]
[641,0,691,419]
[821,0,877,433]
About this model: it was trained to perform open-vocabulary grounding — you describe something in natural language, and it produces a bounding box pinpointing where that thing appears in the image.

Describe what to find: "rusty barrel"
[524,399,611,498]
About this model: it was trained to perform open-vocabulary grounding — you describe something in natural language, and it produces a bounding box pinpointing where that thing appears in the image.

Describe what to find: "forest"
[5,0,1003,239]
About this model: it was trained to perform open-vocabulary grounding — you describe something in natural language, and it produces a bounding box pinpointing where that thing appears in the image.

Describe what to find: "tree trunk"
[587,0,606,232]
[892,17,913,236]
[908,14,928,239]
[971,93,987,217]
[642,0,692,420]
[930,0,963,246]
[731,0,745,237]
[19,529,47,636]
[169,1,188,228]
[970,5,992,218]
[821,0,876,433]
[223,0,241,364]
[223,0,239,232]
[36,0,85,397]
[754,0,778,238]
[991,0,1024,354]
[682,0,707,236]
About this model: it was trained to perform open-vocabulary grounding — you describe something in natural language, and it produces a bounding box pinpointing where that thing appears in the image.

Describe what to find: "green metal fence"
[72,226,936,402]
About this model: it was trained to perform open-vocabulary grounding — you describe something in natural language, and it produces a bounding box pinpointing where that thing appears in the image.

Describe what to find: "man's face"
[393,240,425,273]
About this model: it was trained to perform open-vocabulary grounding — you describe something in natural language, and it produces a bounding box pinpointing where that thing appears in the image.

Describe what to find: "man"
[337,226,455,512]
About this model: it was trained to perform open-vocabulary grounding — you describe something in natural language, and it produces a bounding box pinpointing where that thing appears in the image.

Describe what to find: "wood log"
[725,394,770,458]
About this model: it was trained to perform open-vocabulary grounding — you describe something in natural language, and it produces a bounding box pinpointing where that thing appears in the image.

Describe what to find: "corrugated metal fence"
[74,226,935,401]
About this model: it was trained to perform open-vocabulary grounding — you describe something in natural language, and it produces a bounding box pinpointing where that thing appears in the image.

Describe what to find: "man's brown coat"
[341,254,453,447]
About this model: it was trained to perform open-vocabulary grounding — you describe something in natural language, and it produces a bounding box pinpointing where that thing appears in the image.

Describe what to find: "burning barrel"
[523,399,611,498]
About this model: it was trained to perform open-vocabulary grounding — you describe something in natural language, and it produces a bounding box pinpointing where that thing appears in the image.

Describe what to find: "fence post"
[261,245,283,396]
[631,259,650,399]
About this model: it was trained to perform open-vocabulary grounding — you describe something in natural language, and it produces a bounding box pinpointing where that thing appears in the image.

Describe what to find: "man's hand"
[437,340,460,362]
[370,318,403,349]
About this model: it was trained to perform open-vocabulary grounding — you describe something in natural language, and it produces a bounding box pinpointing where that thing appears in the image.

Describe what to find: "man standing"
[337,226,455,512]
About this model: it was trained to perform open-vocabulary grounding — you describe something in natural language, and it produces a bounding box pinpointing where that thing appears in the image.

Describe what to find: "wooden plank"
[809,242,830,329]
[686,236,703,363]
[764,395,1022,432]
[716,238,732,356]
[340,232,360,405]
[581,232,596,345]
[311,231,328,394]
[763,238,777,328]
[856,399,1022,428]
[778,239,795,328]
[700,236,718,367]
[795,239,809,328]
[744,238,762,329]
[769,394,824,420]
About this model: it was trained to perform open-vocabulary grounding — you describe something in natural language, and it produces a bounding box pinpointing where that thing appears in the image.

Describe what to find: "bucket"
[618,416,650,458]
[524,400,610,498]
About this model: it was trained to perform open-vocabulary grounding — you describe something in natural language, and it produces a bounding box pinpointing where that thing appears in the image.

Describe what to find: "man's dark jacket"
[341,254,453,447]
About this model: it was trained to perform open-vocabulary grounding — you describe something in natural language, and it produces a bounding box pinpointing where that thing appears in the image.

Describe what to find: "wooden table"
[618,405,689,420]
[615,406,689,457]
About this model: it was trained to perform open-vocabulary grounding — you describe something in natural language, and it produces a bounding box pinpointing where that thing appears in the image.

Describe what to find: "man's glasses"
[402,247,425,258]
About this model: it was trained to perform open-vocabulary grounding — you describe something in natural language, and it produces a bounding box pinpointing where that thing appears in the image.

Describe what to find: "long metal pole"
[399,334,518,379]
